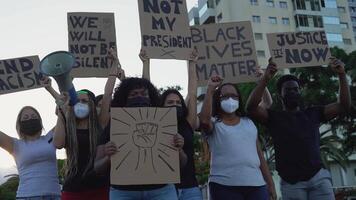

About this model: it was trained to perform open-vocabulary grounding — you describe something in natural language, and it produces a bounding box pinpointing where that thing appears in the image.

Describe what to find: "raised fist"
[133,122,158,148]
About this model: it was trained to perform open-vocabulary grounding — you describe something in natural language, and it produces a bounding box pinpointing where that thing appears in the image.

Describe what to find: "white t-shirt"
[12,131,61,197]
[207,117,266,186]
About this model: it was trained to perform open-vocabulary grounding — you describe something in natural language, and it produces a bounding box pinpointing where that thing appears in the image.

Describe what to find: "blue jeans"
[16,195,61,200]
[177,187,203,200]
[209,182,268,200]
[281,168,335,200]
[109,184,178,200]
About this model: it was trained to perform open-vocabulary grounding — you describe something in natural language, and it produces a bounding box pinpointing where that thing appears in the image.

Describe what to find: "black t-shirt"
[63,129,108,192]
[267,106,326,184]
[176,120,199,189]
[100,122,166,191]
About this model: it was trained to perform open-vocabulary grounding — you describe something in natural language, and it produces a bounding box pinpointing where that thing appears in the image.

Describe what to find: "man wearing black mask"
[246,57,351,200]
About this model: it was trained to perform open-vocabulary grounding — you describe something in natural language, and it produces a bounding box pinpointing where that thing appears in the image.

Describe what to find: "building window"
[313,16,324,28]
[343,38,352,45]
[323,16,340,25]
[280,1,288,8]
[351,7,356,13]
[255,33,263,40]
[321,0,337,8]
[340,22,349,29]
[282,17,290,25]
[338,6,346,13]
[326,33,343,42]
[295,0,306,10]
[251,0,259,5]
[257,50,266,57]
[295,15,309,27]
[266,0,275,7]
[217,13,223,22]
[352,17,356,22]
[310,0,321,11]
[269,17,277,24]
[252,15,261,23]
[216,0,221,6]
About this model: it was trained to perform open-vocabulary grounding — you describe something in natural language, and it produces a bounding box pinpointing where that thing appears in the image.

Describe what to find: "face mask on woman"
[74,102,90,119]
[220,98,239,114]
[20,119,42,136]
[126,96,151,107]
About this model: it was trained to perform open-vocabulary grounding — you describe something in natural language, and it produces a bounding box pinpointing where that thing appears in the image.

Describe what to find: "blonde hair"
[15,106,43,140]
[64,98,101,181]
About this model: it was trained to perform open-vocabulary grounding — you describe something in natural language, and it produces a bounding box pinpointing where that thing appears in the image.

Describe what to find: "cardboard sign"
[68,12,117,77]
[138,0,193,60]
[0,56,45,95]
[267,30,331,68]
[191,21,259,86]
[110,107,180,185]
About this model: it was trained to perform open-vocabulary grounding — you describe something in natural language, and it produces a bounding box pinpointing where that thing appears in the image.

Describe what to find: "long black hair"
[212,83,246,120]
[160,89,188,120]
[112,77,160,107]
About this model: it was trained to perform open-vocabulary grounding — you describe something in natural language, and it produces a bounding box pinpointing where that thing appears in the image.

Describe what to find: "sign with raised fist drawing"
[110,107,180,185]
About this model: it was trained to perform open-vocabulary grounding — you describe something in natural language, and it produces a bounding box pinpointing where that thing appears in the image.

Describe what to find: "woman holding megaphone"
[53,48,125,200]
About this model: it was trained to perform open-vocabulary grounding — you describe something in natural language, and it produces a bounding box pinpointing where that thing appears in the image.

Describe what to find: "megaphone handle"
[68,87,78,106]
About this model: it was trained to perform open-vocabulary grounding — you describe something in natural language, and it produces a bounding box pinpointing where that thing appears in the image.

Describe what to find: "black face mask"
[20,119,42,136]
[283,92,301,109]
[126,96,151,107]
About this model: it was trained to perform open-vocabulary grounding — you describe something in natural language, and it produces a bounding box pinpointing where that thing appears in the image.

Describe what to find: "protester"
[95,72,184,200]
[53,48,124,200]
[0,86,61,199]
[246,57,351,200]
[156,50,203,200]
[199,74,276,200]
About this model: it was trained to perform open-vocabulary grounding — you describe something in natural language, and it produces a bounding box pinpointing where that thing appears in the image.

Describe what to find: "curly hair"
[212,83,246,120]
[160,89,188,120]
[112,77,160,107]
[277,74,301,95]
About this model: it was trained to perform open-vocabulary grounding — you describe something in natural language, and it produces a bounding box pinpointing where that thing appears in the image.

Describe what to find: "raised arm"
[246,59,277,124]
[255,66,273,109]
[0,131,14,154]
[53,107,67,149]
[186,49,198,129]
[41,76,61,100]
[324,57,351,120]
[199,76,222,134]
[257,141,277,200]
[99,48,125,129]
[140,49,150,80]
[53,93,69,149]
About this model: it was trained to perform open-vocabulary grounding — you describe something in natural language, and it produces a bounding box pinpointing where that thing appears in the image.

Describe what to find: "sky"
[0,0,198,176]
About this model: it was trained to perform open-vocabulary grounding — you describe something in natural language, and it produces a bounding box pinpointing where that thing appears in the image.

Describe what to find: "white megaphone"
[40,51,78,106]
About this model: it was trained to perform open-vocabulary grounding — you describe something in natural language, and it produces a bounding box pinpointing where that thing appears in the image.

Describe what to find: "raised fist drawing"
[133,122,158,148]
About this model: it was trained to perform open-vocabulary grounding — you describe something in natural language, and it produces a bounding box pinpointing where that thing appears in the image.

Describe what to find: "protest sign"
[138,0,192,60]
[267,30,331,68]
[110,107,180,185]
[68,12,116,77]
[191,21,259,86]
[0,56,45,95]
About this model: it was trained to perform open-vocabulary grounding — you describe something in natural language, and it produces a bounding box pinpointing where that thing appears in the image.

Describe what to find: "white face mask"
[74,103,90,119]
[220,98,239,114]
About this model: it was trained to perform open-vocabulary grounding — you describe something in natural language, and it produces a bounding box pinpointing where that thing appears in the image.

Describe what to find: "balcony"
[198,3,216,24]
